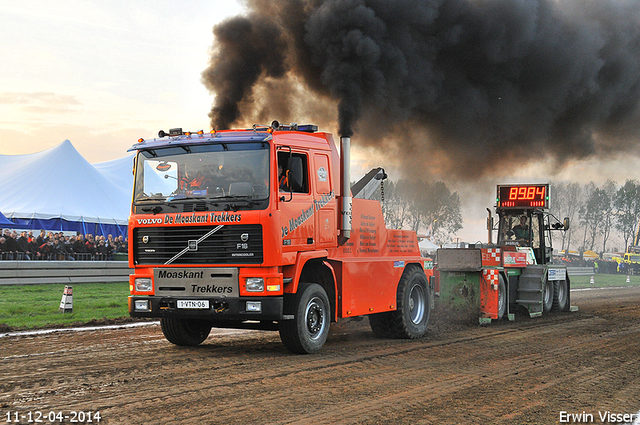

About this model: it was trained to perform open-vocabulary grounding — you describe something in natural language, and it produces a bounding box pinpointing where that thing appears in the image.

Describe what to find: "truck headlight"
[246,301,262,312]
[246,277,264,292]
[135,278,152,292]
[134,299,150,311]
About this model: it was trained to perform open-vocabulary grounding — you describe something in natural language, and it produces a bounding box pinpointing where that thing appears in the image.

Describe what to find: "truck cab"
[497,210,554,265]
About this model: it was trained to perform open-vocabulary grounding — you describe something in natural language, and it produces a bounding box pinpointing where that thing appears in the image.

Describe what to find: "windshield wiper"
[138,194,167,201]
[138,203,177,214]
[209,194,252,201]
[216,196,268,211]
[141,206,163,214]
[167,194,208,202]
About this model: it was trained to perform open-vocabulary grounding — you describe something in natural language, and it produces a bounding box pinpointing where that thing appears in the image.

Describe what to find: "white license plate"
[177,300,210,309]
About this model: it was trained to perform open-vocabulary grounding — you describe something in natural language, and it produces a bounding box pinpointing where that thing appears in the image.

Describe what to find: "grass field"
[569,273,640,288]
[0,273,638,331]
[0,282,130,330]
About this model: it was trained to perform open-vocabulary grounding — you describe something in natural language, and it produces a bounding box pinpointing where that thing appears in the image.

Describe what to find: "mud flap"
[566,276,579,313]
[429,275,436,311]
[516,265,546,317]
[480,268,500,322]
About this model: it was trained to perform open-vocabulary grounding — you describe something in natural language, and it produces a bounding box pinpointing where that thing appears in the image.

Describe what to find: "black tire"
[160,317,212,346]
[497,274,506,320]
[552,280,568,311]
[370,267,430,339]
[279,283,331,354]
[543,278,554,313]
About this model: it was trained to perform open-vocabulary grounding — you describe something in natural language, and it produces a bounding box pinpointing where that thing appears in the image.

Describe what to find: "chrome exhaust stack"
[340,136,352,242]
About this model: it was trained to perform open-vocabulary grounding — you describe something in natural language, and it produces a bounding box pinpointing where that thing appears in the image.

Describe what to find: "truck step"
[516,299,542,304]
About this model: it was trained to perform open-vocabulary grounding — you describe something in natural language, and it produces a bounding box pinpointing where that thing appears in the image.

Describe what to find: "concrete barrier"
[0,261,131,285]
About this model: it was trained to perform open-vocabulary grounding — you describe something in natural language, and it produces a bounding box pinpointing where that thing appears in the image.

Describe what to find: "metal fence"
[0,261,131,285]
[0,252,127,261]
[567,267,595,276]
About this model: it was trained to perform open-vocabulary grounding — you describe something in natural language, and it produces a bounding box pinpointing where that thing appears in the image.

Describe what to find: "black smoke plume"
[202,0,640,179]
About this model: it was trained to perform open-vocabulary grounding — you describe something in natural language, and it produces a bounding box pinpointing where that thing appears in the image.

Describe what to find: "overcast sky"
[0,0,245,162]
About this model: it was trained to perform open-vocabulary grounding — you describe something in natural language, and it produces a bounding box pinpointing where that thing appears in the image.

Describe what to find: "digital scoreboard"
[497,184,549,209]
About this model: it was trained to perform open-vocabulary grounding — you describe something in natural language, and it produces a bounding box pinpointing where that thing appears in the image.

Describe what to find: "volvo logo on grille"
[240,233,249,242]
[163,225,225,265]
[142,235,149,244]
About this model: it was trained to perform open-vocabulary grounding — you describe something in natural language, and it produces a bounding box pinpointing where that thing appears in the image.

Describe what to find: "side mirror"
[563,217,570,230]
[287,157,304,192]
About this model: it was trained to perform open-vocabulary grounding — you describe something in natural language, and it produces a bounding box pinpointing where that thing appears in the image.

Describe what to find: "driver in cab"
[181,165,213,191]
[512,215,530,242]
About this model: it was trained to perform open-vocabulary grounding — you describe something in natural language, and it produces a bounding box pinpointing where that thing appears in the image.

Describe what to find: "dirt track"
[2,286,640,425]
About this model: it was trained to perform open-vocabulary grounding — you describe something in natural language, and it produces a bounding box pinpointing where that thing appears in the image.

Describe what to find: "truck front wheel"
[370,267,430,339]
[160,318,212,346]
[279,283,331,354]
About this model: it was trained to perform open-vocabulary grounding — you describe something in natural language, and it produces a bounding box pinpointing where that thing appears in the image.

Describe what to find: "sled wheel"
[160,317,211,346]
[279,283,331,354]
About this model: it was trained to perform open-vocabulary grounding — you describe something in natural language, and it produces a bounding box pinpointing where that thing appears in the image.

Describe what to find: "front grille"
[134,224,263,265]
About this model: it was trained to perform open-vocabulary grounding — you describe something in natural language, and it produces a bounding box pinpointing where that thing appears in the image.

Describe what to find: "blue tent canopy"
[6,216,126,237]
[0,211,18,228]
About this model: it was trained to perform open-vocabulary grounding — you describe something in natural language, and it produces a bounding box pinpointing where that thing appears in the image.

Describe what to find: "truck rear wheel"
[279,282,331,354]
[369,267,430,339]
[553,280,568,311]
[160,318,212,346]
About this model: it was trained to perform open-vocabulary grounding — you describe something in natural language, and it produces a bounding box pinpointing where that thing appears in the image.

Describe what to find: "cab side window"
[278,151,308,193]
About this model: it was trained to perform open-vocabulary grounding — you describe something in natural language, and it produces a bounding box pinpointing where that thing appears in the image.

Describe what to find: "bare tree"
[600,180,617,253]
[550,182,582,252]
[579,182,605,251]
[382,179,462,242]
[614,179,640,251]
[381,180,412,230]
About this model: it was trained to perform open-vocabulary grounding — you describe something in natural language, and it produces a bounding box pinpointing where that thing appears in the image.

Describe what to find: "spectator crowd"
[0,229,127,261]
[555,256,638,275]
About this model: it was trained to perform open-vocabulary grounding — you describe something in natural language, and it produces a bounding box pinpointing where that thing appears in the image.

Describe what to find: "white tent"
[418,238,439,253]
[0,140,133,235]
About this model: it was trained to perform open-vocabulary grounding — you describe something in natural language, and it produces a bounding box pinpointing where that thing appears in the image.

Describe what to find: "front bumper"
[129,296,284,321]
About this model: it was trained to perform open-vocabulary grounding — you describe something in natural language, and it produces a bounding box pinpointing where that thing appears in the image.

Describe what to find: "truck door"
[278,150,315,252]
[312,153,337,248]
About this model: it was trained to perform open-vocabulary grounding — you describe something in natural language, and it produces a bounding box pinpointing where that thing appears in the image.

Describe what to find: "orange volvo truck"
[127,122,434,353]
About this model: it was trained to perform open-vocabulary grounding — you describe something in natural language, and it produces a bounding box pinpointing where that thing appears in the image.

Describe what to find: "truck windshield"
[134,143,269,209]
